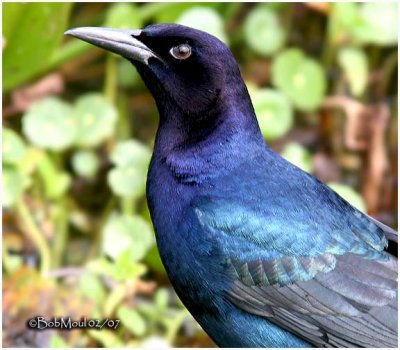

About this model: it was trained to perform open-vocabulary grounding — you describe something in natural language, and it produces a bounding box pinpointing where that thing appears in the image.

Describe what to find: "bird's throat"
[153,107,264,184]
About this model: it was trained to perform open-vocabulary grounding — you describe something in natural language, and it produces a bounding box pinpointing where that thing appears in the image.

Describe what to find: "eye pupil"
[179,46,188,54]
[170,44,191,60]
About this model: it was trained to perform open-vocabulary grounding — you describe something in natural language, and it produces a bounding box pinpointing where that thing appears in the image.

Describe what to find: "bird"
[65,24,398,348]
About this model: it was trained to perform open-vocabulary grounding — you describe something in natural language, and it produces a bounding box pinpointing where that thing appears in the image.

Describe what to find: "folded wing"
[192,195,398,347]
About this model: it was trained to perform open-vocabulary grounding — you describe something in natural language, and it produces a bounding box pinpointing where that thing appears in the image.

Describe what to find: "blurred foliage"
[2,2,398,348]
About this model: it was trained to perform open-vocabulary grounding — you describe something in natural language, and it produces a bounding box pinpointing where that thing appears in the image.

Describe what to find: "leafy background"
[2,2,398,347]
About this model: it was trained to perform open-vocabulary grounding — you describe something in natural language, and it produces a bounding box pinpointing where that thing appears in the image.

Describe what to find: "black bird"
[65,24,398,347]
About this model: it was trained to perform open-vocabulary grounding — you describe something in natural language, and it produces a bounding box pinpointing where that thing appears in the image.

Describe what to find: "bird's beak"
[64,27,157,65]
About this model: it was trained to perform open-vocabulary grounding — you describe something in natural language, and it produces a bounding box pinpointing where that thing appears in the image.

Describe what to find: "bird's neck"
[152,97,265,183]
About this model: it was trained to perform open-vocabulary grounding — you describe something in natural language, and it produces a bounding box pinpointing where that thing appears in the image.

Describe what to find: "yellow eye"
[169,44,191,60]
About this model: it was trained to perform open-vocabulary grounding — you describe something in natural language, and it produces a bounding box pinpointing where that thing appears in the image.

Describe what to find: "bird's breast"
[147,156,229,308]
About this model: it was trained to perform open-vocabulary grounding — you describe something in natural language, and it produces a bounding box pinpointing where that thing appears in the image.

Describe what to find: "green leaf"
[329,2,398,46]
[328,2,359,45]
[2,167,30,207]
[110,140,151,168]
[79,273,106,305]
[249,88,293,140]
[2,128,27,165]
[22,97,76,151]
[3,3,72,91]
[5,255,23,273]
[2,3,23,40]
[154,3,218,24]
[244,6,285,56]
[328,182,366,212]
[79,273,107,305]
[281,143,313,173]
[356,2,398,46]
[272,48,327,111]
[102,214,154,262]
[117,306,147,337]
[73,94,118,147]
[105,3,141,29]
[155,288,169,311]
[36,152,71,200]
[338,47,368,97]
[108,166,146,199]
[115,251,147,281]
[108,141,151,198]
[177,7,228,43]
[71,150,100,179]
[87,258,118,279]
[104,284,127,316]
[264,3,290,12]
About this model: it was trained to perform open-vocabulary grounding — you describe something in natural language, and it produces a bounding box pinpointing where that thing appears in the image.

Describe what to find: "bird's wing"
[366,213,398,243]
[192,196,398,347]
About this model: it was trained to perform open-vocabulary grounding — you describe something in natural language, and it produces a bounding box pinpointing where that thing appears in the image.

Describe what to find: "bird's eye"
[169,44,191,60]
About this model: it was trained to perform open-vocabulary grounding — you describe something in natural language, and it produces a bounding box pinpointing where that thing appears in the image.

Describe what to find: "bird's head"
[65,24,252,122]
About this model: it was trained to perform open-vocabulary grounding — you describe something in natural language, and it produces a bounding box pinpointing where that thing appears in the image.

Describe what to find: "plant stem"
[52,197,69,268]
[376,50,397,98]
[104,54,118,105]
[166,309,189,344]
[116,92,131,141]
[121,197,135,216]
[16,198,51,275]
[88,197,117,260]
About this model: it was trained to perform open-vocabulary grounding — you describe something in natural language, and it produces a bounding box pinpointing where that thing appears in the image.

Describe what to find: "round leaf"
[102,214,154,261]
[2,128,27,165]
[329,2,398,46]
[250,88,293,140]
[110,140,151,169]
[2,167,30,207]
[281,142,313,173]
[356,2,398,46]
[272,49,327,111]
[338,47,368,97]
[72,150,100,178]
[177,7,228,43]
[328,3,359,45]
[108,166,146,199]
[22,97,75,151]
[73,94,117,147]
[328,182,366,212]
[244,6,285,56]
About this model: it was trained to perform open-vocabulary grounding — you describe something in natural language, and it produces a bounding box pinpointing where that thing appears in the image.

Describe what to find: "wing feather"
[191,191,398,347]
[228,254,397,347]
